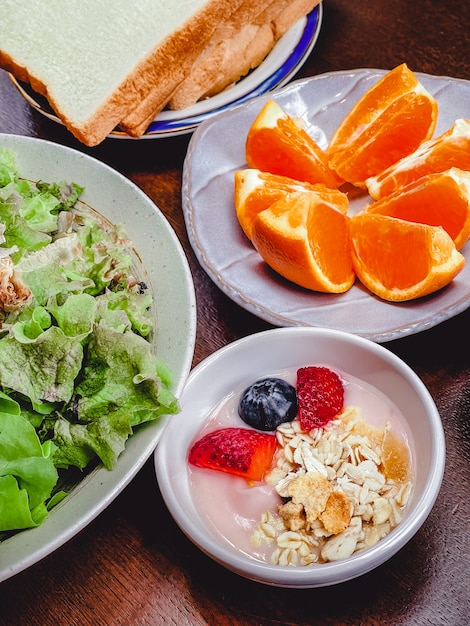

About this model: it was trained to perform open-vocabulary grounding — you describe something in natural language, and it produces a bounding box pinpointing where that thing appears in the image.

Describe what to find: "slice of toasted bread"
[167,0,288,112]
[0,0,246,145]
[119,0,319,137]
[169,0,319,110]
[118,0,274,136]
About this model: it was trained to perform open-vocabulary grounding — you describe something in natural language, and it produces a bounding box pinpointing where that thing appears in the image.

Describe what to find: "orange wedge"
[245,99,343,188]
[234,168,349,240]
[366,118,470,200]
[363,167,470,250]
[349,213,465,302]
[327,64,438,187]
[250,191,355,293]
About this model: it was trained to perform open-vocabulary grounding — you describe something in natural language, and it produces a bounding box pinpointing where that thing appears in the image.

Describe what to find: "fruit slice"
[188,427,277,481]
[238,377,297,431]
[349,213,465,302]
[327,64,438,187]
[381,427,410,483]
[363,167,470,250]
[296,366,344,430]
[366,118,470,200]
[251,191,355,293]
[234,168,348,241]
[245,99,343,188]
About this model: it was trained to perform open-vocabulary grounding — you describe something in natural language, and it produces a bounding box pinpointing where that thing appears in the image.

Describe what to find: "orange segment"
[250,191,355,293]
[349,213,465,302]
[245,99,343,188]
[363,167,470,250]
[366,118,470,200]
[234,168,349,240]
[327,64,438,187]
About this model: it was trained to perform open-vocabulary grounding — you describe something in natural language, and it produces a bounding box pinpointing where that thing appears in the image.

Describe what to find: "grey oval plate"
[183,69,470,343]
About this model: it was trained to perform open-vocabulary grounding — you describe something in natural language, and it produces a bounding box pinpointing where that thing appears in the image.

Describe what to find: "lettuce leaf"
[0,148,18,187]
[9,306,52,343]
[69,214,133,295]
[52,325,179,470]
[36,180,84,211]
[0,147,179,535]
[46,293,97,338]
[19,192,60,233]
[0,410,58,530]
[95,289,153,336]
[14,232,90,305]
[0,194,52,258]
[0,325,84,409]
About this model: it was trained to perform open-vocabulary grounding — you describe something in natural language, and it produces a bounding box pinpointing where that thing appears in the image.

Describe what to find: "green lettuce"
[0,398,58,530]
[15,232,91,305]
[0,326,84,409]
[52,325,178,470]
[9,305,51,343]
[0,148,18,187]
[0,193,52,257]
[0,147,179,535]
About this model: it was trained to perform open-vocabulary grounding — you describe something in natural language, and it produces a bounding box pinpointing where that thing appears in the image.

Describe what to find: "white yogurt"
[188,367,413,563]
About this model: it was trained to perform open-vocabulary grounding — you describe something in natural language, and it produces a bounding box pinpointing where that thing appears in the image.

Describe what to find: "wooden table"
[1,1,469,623]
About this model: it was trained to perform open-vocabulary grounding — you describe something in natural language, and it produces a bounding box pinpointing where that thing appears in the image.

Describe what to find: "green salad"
[0,148,179,535]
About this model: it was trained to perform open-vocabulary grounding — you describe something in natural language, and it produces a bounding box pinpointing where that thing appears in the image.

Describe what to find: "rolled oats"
[320,516,363,562]
[277,531,304,550]
[252,407,413,566]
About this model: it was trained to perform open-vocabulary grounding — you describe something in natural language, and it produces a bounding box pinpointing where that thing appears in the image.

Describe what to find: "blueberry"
[238,377,297,431]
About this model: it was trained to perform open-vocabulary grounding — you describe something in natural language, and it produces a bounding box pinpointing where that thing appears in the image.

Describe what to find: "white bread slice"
[168,0,320,111]
[0,0,245,146]
[124,0,319,135]
[166,0,291,112]
[118,0,272,136]
[272,0,319,37]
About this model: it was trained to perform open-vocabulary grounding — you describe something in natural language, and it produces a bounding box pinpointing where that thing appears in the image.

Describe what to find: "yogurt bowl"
[154,327,445,588]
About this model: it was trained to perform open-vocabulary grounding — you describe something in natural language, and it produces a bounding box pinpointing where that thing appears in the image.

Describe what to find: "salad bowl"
[0,134,196,582]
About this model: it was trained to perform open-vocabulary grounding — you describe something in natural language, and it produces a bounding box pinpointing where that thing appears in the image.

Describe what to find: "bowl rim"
[155,327,445,588]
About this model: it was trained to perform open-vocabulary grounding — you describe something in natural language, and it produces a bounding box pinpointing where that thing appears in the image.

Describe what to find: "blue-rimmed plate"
[10,6,322,139]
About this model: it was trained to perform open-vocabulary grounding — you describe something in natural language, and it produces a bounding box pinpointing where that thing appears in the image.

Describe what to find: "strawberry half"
[188,427,277,481]
[296,366,344,430]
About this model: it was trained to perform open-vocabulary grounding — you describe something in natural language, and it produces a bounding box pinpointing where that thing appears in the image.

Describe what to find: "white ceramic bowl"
[155,327,445,588]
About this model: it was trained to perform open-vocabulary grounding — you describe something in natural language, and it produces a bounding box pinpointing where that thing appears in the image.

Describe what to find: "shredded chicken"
[0,256,32,314]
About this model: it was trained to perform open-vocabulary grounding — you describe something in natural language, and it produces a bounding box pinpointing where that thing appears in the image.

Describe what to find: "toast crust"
[1,0,245,145]
[1,0,318,145]
[168,0,319,112]
[119,0,265,135]
[122,0,319,136]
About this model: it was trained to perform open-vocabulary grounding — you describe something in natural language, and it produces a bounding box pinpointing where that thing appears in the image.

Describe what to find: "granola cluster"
[251,406,413,565]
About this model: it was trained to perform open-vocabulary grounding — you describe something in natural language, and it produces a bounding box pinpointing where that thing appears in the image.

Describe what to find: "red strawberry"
[296,366,344,430]
[188,427,277,481]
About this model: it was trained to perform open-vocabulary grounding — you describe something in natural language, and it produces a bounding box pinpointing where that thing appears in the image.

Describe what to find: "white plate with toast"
[10,7,322,139]
[182,69,470,343]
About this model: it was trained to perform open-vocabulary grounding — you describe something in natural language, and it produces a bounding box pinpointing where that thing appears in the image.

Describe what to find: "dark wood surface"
[1,1,470,624]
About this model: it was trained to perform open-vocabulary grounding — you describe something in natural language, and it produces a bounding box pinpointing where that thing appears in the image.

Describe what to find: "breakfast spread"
[188,364,413,566]
[235,64,470,302]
